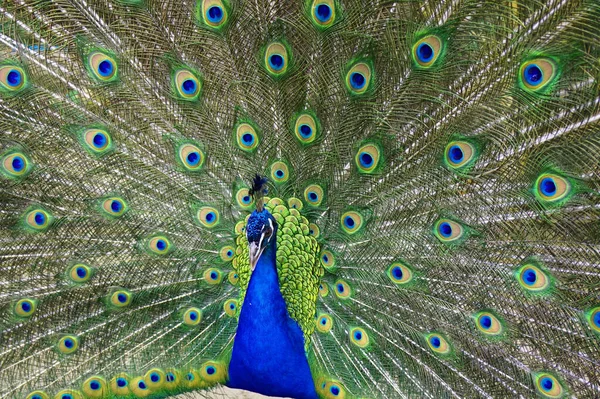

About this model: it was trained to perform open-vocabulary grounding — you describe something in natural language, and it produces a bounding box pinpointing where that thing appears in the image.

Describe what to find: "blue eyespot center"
[315,4,332,22]
[21,301,31,312]
[207,6,224,23]
[117,293,128,303]
[182,79,197,95]
[90,380,100,390]
[439,222,452,238]
[322,254,329,263]
[354,331,362,340]
[269,54,284,71]
[150,373,159,382]
[344,216,355,228]
[417,43,434,63]
[392,266,403,280]
[593,311,600,327]
[308,192,318,201]
[299,124,312,138]
[186,373,194,381]
[242,195,250,204]
[190,311,198,320]
[62,395,72,399]
[117,378,127,387]
[540,177,556,196]
[7,69,22,86]
[336,283,344,293]
[242,133,254,144]
[98,60,113,77]
[156,239,166,251]
[32,395,42,399]
[449,145,464,163]
[76,267,87,278]
[166,373,175,382]
[187,151,200,165]
[34,212,45,225]
[540,377,553,391]
[524,64,543,85]
[227,250,233,257]
[206,212,215,222]
[138,381,147,389]
[12,156,24,171]
[321,317,327,325]
[64,338,74,348]
[330,385,340,396]
[111,200,122,213]
[522,268,537,285]
[210,271,218,280]
[430,336,441,348]
[480,315,492,329]
[350,72,365,89]
[93,133,107,148]
[229,303,235,310]
[206,366,216,375]
[275,169,284,178]
[359,152,373,168]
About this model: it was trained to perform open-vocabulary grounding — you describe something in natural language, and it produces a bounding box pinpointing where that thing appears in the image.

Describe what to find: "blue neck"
[227,244,318,399]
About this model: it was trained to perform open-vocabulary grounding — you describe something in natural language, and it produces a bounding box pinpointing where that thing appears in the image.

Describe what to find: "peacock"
[1,0,600,398]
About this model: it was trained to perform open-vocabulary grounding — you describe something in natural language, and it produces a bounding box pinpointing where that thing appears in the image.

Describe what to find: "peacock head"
[246,209,277,270]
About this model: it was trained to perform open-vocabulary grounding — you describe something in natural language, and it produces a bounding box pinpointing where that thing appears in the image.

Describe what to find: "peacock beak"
[248,231,267,271]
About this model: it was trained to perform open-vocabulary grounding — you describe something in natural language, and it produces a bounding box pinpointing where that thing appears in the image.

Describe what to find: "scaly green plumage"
[1,0,600,398]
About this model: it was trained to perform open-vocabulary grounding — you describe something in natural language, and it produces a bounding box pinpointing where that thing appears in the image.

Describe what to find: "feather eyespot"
[88,51,117,82]
[203,268,223,285]
[334,279,351,299]
[387,263,413,285]
[235,188,254,209]
[426,333,450,355]
[287,197,303,211]
[270,161,290,183]
[316,314,333,333]
[320,250,336,271]
[319,281,329,297]
[349,327,369,348]
[57,335,80,354]
[173,69,202,101]
[355,143,381,173]
[178,143,205,171]
[146,235,173,255]
[534,173,572,206]
[200,0,229,29]
[197,206,220,228]
[69,264,92,283]
[143,368,166,390]
[412,35,443,68]
[110,374,130,396]
[264,42,291,77]
[304,184,324,206]
[14,298,37,317]
[0,65,27,91]
[228,271,239,285]
[474,311,504,336]
[200,361,226,383]
[24,208,52,232]
[219,245,235,262]
[520,59,557,92]
[433,219,464,243]
[309,223,320,238]
[310,0,336,28]
[444,141,477,171]
[82,376,107,398]
[183,307,202,326]
[345,61,372,95]
[54,390,83,399]
[534,373,565,398]
[82,128,113,155]
[235,122,260,152]
[130,376,151,397]
[586,307,600,333]
[110,290,132,308]
[293,112,320,144]
[100,197,127,218]
[516,263,551,293]
[26,391,49,399]
[224,299,238,317]
[340,211,364,235]
[1,150,32,179]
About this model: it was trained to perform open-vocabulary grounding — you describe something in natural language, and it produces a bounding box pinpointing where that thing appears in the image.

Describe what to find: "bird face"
[246,209,276,270]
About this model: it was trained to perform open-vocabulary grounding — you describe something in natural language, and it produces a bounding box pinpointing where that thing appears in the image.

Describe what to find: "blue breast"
[227,247,318,399]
